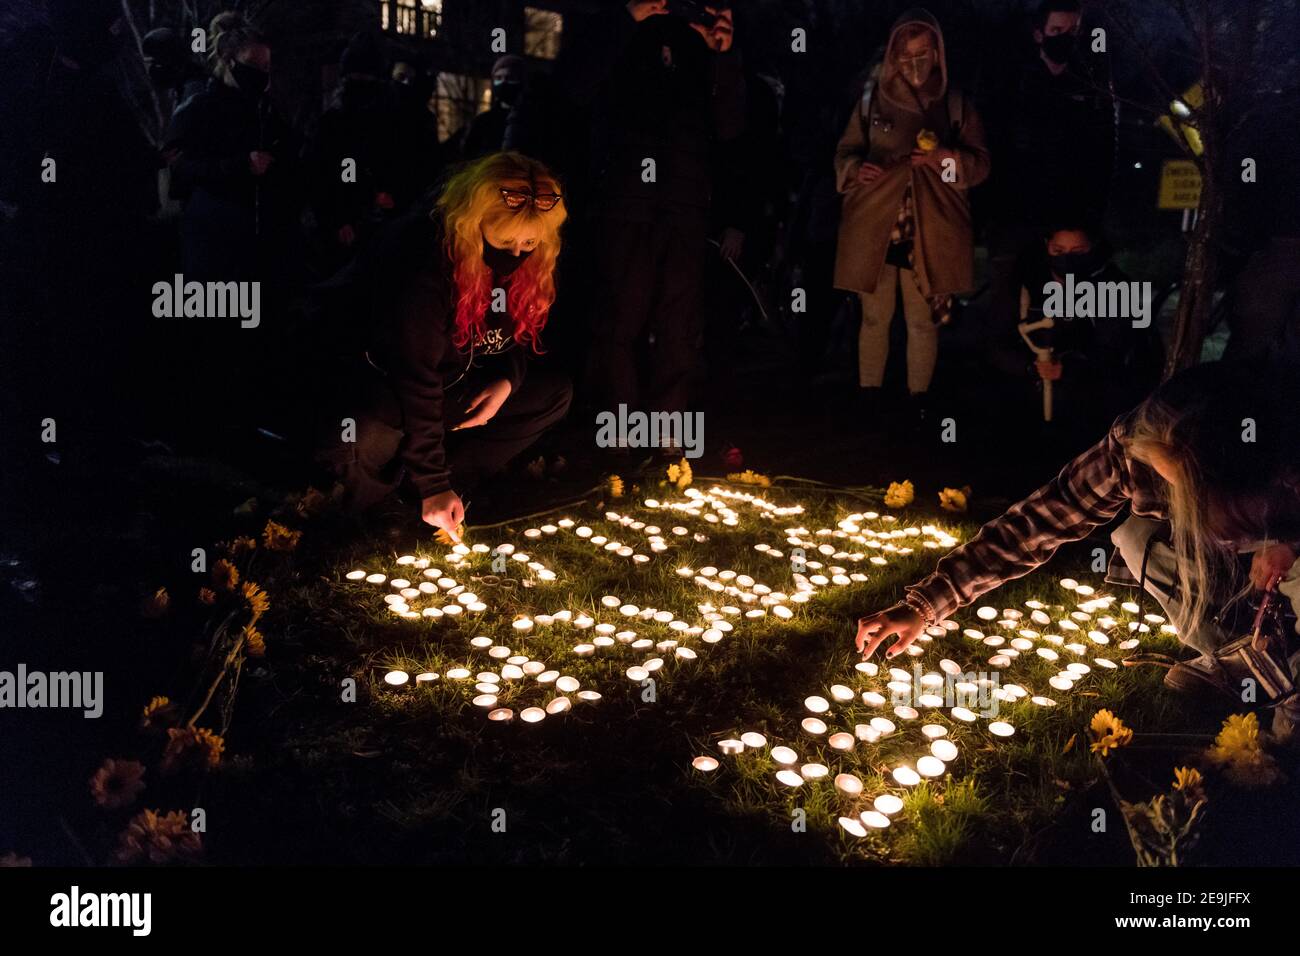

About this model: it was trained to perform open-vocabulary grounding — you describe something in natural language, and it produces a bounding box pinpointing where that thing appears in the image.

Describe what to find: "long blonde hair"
[1121,362,1300,643]
[435,152,566,351]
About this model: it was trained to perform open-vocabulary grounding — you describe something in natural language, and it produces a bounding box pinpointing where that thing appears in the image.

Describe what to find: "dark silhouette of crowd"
[3,0,1299,531]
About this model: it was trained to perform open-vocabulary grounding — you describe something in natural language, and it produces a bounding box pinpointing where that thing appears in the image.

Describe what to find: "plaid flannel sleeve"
[905,419,1141,624]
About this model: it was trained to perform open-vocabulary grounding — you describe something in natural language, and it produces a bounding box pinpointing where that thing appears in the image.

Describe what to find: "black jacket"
[557,9,746,221]
[359,213,528,498]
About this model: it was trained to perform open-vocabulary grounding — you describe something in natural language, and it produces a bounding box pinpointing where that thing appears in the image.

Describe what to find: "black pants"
[319,362,572,510]
[588,215,707,415]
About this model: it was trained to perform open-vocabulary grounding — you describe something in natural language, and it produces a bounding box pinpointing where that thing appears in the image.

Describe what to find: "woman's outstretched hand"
[855,603,925,660]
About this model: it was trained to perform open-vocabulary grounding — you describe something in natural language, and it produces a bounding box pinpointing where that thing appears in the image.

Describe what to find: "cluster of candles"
[693,572,1165,842]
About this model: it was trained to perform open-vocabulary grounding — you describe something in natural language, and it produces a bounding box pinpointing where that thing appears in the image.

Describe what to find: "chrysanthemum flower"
[115,809,201,865]
[89,759,146,810]
[884,480,914,508]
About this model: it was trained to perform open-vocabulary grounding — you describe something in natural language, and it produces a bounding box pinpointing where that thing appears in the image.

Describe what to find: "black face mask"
[229,60,269,97]
[1050,250,1102,278]
[482,238,532,276]
[1040,32,1077,65]
[493,79,523,109]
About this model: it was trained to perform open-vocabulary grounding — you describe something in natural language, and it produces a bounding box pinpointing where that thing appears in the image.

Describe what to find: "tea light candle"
[576,691,602,702]
[976,606,998,621]
[776,770,804,787]
[740,732,767,749]
[416,672,438,683]
[951,707,977,722]
[573,644,596,657]
[346,570,367,580]
[830,685,855,702]
[916,756,946,777]
[692,756,719,772]
[869,717,896,735]
[921,724,947,739]
[771,746,798,765]
[892,766,921,786]
[500,665,525,680]
[893,706,919,720]
[384,670,409,686]
[828,732,855,751]
[800,763,829,780]
[930,739,959,762]
[626,666,649,682]
[835,773,864,795]
[519,707,546,723]
[365,573,387,584]
[472,694,498,707]
[804,696,830,714]
[718,738,745,756]
[988,721,1015,737]
[488,646,511,659]
[800,717,827,735]
[873,794,904,815]
[546,697,572,715]
[446,667,471,680]
[488,708,513,721]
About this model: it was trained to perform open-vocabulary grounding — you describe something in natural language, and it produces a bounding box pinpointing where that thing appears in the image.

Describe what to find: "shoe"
[1162,655,1236,701]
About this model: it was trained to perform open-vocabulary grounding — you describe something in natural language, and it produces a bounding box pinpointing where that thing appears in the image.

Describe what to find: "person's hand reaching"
[855,604,926,660]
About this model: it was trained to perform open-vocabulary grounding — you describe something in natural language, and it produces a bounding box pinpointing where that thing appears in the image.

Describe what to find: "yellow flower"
[1173,766,1204,796]
[89,759,146,810]
[884,480,914,509]
[607,474,625,499]
[212,559,240,592]
[115,809,202,865]
[162,726,225,774]
[198,586,217,606]
[227,535,258,556]
[242,624,266,658]
[939,486,972,513]
[140,588,169,619]
[433,523,467,546]
[727,470,772,488]
[295,486,329,519]
[1206,712,1283,787]
[1088,708,1134,757]
[262,520,302,552]
[140,696,177,733]
[666,458,693,490]
[242,580,270,622]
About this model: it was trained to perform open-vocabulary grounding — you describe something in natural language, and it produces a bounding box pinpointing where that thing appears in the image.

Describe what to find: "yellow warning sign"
[1158,159,1202,210]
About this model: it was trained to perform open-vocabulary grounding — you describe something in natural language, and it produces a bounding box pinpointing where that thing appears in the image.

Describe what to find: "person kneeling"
[854,362,1300,729]
[319,152,572,536]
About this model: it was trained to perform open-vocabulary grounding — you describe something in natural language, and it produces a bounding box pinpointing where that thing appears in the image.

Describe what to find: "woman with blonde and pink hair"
[320,152,573,534]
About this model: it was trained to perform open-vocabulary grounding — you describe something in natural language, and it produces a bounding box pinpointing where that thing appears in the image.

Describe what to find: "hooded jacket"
[833,8,990,298]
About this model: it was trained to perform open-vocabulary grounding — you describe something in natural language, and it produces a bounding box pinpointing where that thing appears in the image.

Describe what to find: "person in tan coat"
[833,8,991,415]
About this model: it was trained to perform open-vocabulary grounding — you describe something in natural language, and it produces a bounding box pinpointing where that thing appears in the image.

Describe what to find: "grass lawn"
[172,473,1295,866]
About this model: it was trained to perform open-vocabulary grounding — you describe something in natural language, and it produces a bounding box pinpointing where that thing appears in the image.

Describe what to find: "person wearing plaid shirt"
[855,361,1300,706]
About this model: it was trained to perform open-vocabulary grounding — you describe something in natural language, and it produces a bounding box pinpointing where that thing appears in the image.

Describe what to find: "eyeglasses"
[500,187,563,212]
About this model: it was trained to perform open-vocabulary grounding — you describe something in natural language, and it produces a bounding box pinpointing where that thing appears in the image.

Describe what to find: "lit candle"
[519,707,546,723]
[383,670,409,686]
[873,794,904,815]
[892,766,921,787]
[692,756,719,772]
[771,746,798,765]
